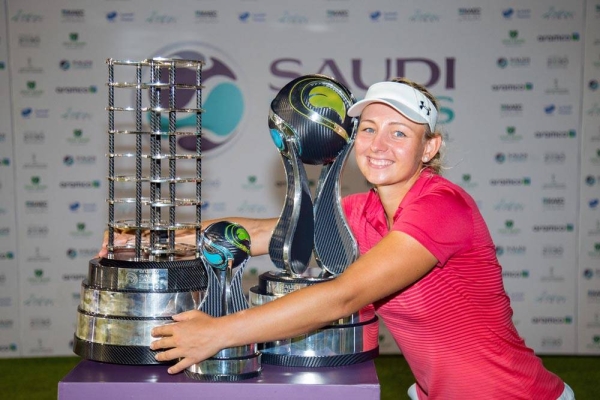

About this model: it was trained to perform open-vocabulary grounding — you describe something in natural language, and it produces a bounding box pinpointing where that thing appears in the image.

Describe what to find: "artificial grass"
[0,355,598,399]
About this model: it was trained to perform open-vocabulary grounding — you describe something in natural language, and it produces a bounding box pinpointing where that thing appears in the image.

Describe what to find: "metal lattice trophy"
[249,74,380,367]
[185,221,261,381]
[73,58,207,365]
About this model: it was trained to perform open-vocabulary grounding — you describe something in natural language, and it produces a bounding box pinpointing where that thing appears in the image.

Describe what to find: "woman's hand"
[150,310,226,374]
[96,230,132,258]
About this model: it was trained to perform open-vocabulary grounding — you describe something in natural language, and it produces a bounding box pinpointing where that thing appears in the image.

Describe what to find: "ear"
[422,134,442,162]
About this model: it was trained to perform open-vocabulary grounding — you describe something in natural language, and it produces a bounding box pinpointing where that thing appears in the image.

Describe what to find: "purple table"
[58,360,380,400]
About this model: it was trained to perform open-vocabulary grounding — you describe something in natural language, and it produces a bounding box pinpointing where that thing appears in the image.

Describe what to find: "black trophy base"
[249,271,379,368]
[185,346,262,381]
[73,335,169,365]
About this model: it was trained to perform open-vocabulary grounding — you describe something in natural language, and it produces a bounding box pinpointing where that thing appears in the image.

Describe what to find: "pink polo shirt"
[343,170,564,399]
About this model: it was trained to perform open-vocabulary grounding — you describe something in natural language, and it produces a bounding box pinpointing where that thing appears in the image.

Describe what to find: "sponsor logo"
[18,34,40,48]
[496,56,530,69]
[21,107,49,118]
[242,176,264,190]
[24,176,47,191]
[61,9,85,22]
[62,273,87,282]
[535,129,576,139]
[537,33,579,42]
[238,12,267,23]
[588,220,600,236]
[67,129,90,145]
[532,223,574,233]
[495,152,527,164]
[59,180,101,189]
[27,247,51,262]
[22,154,47,169]
[541,337,563,349]
[587,290,600,303]
[498,220,520,235]
[28,339,53,355]
[535,291,567,304]
[502,269,529,278]
[493,199,524,212]
[588,242,600,258]
[0,343,18,353]
[62,32,86,49]
[61,108,92,121]
[495,245,526,256]
[542,7,575,20]
[547,55,569,69]
[409,10,439,22]
[502,30,525,46]
[27,269,50,284]
[542,244,565,258]
[195,10,218,23]
[544,79,569,95]
[531,316,573,325]
[24,200,48,214]
[30,317,51,330]
[544,152,566,164]
[23,130,45,144]
[491,82,532,92]
[26,225,49,238]
[369,11,399,22]
[68,201,97,213]
[236,200,268,214]
[326,10,350,23]
[11,10,43,23]
[458,7,481,20]
[55,85,97,94]
[63,155,96,166]
[541,267,565,282]
[590,80,599,91]
[60,59,93,70]
[23,294,54,306]
[500,103,523,116]
[106,11,135,23]
[146,11,177,24]
[0,252,14,261]
[489,177,531,186]
[542,174,566,190]
[498,126,522,142]
[18,57,43,73]
[69,222,93,238]
[278,11,308,24]
[0,319,14,329]
[542,197,565,210]
[544,104,573,115]
[502,8,531,19]
[458,174,478,189]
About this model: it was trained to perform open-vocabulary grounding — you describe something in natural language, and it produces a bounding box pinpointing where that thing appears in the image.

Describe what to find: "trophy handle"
[313,122,358,275]
[268,138,314,277]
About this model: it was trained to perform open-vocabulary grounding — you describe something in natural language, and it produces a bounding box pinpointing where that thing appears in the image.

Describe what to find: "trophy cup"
[185,221,261,381]
[73,58,207,365]
[249,74,379,367]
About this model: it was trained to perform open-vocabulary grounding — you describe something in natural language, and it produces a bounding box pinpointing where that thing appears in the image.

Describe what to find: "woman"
[100,78,573,399]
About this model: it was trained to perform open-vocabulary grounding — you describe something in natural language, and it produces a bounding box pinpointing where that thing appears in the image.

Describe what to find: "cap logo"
[419,100,431,116]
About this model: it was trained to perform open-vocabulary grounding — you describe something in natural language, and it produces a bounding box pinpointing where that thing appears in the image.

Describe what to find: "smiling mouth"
[367,157,393,167]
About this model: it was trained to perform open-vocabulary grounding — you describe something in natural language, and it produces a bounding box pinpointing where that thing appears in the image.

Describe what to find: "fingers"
[151,322,175,338]
[171,309,202,322]
[168,357,201,375]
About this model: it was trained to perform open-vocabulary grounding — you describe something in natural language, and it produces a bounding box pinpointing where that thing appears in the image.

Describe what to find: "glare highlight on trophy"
[185,221,261,381]
[249,74,379,367]
[73,57,207,365]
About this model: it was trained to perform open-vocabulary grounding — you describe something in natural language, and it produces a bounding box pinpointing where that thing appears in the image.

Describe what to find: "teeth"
[369,158,392,166]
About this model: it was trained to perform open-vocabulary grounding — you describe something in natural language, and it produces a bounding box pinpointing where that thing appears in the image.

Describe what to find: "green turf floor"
[0,355,598,399]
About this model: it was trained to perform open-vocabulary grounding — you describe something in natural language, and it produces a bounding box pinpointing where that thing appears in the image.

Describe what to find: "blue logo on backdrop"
[146,43,247,158]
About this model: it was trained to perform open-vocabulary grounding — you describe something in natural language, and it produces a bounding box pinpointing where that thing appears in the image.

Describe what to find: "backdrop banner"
[0,0,598,357]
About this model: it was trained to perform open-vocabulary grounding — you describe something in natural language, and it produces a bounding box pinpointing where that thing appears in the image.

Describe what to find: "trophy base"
[185,345,261,381]
[73,335,167,365]
[249,271,379,367]
[73,257,206,365]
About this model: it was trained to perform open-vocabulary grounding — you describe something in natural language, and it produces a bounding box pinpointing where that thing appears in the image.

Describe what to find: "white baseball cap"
[347,81,438,132]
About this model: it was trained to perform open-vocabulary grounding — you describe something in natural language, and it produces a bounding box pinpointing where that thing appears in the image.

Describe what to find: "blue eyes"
[359,127,406,138]
[392,130,406,138]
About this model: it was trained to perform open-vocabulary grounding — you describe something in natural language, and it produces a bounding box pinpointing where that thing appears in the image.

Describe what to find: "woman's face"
[354,102,429,192]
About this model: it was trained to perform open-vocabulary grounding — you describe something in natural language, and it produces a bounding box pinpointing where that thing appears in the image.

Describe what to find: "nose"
[369,131,387,152]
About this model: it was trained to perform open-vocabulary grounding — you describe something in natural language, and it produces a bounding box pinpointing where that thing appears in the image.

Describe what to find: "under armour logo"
[419,101,431,116]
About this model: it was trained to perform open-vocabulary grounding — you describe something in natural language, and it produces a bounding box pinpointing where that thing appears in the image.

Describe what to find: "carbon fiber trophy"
[249,74,379,367]
[73,58,208,365]
[185,221,261,381]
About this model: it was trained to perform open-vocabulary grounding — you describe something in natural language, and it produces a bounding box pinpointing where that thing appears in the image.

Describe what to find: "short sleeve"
[392,186,473,266]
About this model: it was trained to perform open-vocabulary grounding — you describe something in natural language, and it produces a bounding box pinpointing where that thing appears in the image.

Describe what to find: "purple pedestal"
[58,360,380,400]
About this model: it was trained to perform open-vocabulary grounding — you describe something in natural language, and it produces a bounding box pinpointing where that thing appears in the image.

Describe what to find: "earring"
[422,156,429,162]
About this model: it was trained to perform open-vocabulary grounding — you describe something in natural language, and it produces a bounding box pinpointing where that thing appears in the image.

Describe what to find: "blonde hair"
[390,77,444,175]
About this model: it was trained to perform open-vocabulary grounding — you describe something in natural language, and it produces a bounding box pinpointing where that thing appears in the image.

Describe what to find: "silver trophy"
[185,221,261,381]
[249,75,379,367]
[73,57,207,365]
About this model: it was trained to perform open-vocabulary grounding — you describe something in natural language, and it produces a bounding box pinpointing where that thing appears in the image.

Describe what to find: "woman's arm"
[96,217,278,258]
[151,230,438,374]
